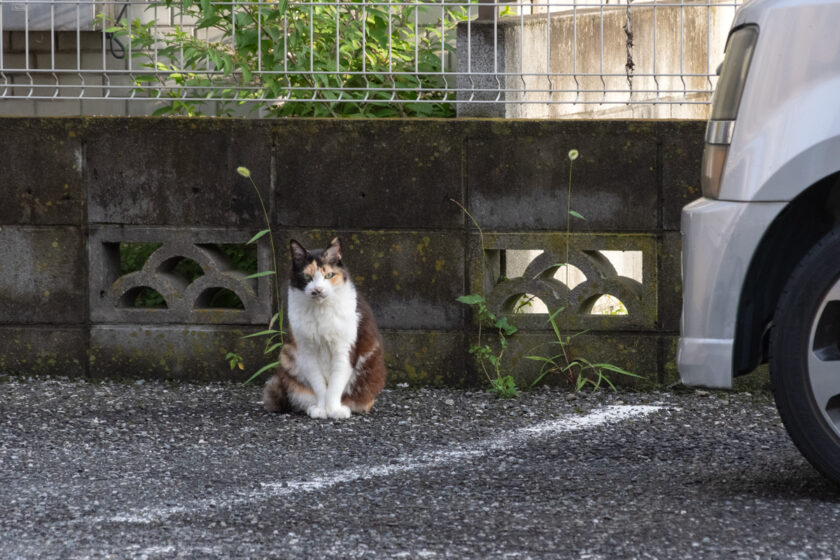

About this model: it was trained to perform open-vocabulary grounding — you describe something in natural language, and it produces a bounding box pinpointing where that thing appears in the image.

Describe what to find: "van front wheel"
[771,228,840,484]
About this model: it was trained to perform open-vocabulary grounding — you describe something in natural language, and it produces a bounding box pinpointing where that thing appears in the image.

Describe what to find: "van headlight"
[702,25,759,199]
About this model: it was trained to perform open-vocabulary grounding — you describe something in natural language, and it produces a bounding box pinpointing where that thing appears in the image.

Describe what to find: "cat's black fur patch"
[289,239,346,290]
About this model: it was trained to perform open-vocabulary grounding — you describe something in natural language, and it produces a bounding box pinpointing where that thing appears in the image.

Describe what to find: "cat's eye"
[303,274,313,282]
[324,272,336,279]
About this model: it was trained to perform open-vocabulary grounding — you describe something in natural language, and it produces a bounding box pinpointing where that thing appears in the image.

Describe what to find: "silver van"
[678,0,840,482]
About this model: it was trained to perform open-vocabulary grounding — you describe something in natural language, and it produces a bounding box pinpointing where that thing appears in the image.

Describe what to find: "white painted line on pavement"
[100,405,661,525]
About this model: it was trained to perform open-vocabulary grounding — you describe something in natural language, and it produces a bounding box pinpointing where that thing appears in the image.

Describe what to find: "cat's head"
[289,237,351,302]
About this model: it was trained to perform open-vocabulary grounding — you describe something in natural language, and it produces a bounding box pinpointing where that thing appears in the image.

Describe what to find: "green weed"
[450,198,520,398]
[525,148,642,392]
[228,166,284,384]
[525,308,641,391]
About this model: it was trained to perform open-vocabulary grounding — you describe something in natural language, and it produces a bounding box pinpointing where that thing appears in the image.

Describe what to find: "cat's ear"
[290,239,309,268]
[324,237,343,265]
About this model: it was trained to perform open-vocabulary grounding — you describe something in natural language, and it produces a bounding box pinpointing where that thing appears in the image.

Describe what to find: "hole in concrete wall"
[552,263,586,290]
[502,250,587,289]
[119,243,162,275]
[599,250,643,282]
[586,294,629,316]
[195,288,245,310]
[502,249,537,280]
[119,286,167,309]
[214,244,259,276]
[118,243,258,281]
[512,293,549,314]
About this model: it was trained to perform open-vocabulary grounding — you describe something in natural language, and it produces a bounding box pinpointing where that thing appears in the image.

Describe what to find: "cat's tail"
[262,373,289,413]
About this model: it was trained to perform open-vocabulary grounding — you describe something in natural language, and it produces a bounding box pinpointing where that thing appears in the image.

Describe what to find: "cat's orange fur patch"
[303,262,318,279]
[286,374,315,397]
[321,264,345,286]
[346,399,375,413]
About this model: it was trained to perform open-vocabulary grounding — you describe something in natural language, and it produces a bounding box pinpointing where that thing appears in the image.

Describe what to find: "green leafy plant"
[456,293,519,398]
[489,373,519,399]
[229,165,285,384]
[453,149,641,394]
[450,198,519,398]
[526,309,641,391]
[104,0,467,117]
[525,148,641,392]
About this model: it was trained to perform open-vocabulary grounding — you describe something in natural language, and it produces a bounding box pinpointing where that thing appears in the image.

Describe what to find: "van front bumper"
[678,198,785,388]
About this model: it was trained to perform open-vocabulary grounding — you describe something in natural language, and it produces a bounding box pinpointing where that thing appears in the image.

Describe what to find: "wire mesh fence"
[0,0,740,117]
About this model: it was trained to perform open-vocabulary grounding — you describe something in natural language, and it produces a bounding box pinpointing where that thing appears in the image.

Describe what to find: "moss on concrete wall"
[0,117,704,388]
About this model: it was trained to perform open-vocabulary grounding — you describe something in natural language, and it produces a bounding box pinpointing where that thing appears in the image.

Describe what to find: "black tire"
[771,227,840,484]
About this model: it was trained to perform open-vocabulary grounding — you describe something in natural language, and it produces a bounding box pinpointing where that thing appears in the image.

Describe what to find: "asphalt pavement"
[2,376,839,559]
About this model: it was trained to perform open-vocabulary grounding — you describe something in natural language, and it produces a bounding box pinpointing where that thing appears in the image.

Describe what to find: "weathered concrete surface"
[465,121,659,231]
[0,118,706,386]
[274,120,465,229]
[659,231,683,332]
[1,377,835,559]
[383,330,472,387]
[661,121,706,231]
[0,327,87,376]
[0,119,83,225]
[85,119,272,227]
[89,325,270,382]
[484,331,662,390]
[0,226,85,324]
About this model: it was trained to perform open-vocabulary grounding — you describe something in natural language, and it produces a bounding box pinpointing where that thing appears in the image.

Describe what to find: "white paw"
[326,405,352,420]
[307,405,328,419]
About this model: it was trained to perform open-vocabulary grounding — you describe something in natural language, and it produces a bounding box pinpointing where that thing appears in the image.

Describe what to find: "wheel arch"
[734,172,840,377]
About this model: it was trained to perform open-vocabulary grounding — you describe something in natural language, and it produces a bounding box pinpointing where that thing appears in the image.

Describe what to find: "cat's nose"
[311,288,323,297]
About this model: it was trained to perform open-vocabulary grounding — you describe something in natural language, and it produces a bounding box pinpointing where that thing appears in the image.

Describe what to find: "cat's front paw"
[307,405,328,419]
[326,405,352,420]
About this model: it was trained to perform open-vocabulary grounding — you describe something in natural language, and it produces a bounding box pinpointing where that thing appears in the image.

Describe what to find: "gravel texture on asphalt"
[1,376,839,559]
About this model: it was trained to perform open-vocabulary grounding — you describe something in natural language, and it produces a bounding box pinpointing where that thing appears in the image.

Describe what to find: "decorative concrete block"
[89,227,273,325]
[0,118,704,387]
[0,226,85,324]
[660,335,680,387]
[468,232,658,331]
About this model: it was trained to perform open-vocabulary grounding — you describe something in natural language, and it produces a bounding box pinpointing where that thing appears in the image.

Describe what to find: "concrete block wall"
[0,118,704,387]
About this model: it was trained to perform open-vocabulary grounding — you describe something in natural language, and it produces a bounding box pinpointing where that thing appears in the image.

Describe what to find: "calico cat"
[263,237,386,419]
